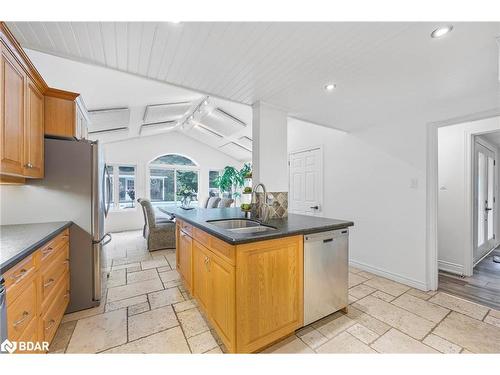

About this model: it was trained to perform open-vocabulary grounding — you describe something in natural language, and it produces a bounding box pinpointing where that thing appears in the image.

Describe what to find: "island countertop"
[0,221,72,274]
[168,207,353,245]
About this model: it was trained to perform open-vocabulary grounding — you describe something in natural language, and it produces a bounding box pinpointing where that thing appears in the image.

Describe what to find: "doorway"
[435,123,500,309]
[473,138,497,264]
[288,146,323,216]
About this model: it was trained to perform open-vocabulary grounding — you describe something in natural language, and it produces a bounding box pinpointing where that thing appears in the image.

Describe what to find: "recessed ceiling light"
[171,21,181,24]
[324,83,336,92]
[431,25,453,38]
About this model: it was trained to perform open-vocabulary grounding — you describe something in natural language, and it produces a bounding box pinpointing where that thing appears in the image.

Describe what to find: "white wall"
[103,131,242,232]
[252,102,288,191]
[288,118,427,290]
[437,116,500,274]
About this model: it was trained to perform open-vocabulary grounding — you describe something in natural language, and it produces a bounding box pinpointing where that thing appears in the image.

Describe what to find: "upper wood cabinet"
[0,22,47,180]
[0,22,90,183]
[44,88,89,140]
[24,78,44,177]
[0,40,26,176]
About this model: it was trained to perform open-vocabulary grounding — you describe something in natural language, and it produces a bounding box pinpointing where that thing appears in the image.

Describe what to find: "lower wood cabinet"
[176,226,193,293]
[4,228,70,353]
[177,219,303,353]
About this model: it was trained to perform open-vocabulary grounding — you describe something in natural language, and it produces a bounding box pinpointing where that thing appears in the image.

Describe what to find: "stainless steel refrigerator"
[28,138,112,312]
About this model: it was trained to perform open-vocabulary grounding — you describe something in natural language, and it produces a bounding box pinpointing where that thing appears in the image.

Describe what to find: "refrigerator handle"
[104,165,111,217]
[93,232,112,246]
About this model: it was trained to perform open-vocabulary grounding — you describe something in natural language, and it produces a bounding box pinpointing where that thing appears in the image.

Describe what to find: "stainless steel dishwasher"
[304,228,349,325]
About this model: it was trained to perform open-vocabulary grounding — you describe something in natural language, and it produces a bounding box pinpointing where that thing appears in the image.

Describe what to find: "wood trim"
[0,22,48,93]
[44,87,80,101]
[0,174,25,184]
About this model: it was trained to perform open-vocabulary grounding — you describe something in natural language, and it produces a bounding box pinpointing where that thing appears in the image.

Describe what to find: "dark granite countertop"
[0,221,72,274]
[168,207,353,245]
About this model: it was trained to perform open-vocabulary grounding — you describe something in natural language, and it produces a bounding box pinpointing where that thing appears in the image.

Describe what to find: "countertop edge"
[176,214,354,245]
[0,221,72,274]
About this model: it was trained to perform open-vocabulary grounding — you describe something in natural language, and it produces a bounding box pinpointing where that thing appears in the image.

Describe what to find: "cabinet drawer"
[193,227,235,265]
[7,281,36,341]
[4,254,37,304]
[42,273,70,343]
[40,229,69,266]
[16,317,39,354]
[40,247,70,312]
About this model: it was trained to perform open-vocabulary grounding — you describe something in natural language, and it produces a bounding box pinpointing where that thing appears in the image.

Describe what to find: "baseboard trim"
[349,259,428,291]
[438,260,465,275]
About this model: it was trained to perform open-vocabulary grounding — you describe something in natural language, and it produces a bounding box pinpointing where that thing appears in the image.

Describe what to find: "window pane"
[176,170,198,202]
[477,152,485,247]
[151,154,196,166]
[209,170,220,197]
[209,170,220,188]
[119,166,135,209]
[106,165,114,205]
[150,168,175,202]
[487,156,494,240]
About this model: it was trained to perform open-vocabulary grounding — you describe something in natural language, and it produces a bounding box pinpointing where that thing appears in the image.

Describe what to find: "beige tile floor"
[49,231,500,354]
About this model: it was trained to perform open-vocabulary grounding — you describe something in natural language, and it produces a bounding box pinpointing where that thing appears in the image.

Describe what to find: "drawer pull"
[11,268,28,281]
[45,319,56,331]
[42,246,54,255]
[13,311,30,327]
[44,278,55,288]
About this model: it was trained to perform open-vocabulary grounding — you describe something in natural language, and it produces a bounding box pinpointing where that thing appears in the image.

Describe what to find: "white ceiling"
[23,49,252,161]
[8,22,500,133]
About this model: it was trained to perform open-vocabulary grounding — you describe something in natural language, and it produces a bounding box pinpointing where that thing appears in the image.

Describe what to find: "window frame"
[147,155,200,206]
[107,163,137,212]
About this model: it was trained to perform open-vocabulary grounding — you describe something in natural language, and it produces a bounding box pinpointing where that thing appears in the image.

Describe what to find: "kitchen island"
[170,207,353,353]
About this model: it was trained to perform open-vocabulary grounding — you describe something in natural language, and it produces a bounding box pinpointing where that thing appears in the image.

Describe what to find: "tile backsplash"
[255,191,288,219]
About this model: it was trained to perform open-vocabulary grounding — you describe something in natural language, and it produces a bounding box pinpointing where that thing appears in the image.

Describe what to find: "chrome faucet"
[251,183,270,221]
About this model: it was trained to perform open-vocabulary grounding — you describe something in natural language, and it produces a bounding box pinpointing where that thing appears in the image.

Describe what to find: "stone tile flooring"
[50,231,500,354]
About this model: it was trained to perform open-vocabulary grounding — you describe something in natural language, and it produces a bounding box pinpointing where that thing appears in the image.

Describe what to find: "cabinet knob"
[24,162,33,168]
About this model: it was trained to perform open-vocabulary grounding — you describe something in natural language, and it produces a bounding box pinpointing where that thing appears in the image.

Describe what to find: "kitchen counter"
[169,207,353,244]
[0,221,72,273]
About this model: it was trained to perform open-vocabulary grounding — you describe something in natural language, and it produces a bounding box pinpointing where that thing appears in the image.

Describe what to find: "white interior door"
[474,141,496,263]
[289,147,323,216]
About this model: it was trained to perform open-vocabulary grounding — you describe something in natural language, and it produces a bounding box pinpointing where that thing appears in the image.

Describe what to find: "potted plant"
[214,163,252,201]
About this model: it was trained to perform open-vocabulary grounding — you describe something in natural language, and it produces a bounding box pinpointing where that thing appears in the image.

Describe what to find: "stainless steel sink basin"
[206,219,277,233]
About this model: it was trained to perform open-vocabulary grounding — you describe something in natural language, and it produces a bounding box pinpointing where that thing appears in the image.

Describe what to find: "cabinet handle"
[45,319,56,331]
[11,268,27,282]
[44,278,55,288]
[24,162,33,168]
[13,311,30,327]
[64,290,70,299]
[42,246,54,255]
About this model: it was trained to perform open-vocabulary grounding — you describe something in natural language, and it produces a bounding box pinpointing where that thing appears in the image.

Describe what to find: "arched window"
[148,154,199,205]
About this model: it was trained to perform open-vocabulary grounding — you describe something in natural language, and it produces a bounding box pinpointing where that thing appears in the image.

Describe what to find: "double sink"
[206,219,277,234]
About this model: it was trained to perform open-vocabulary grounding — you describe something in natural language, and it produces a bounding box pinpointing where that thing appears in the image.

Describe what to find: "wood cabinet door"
[1,42,26,176]
[235,236,304,353]
[178,229,192,291]
[208,252,235,353]
[24,78,44,178]
[192,240,211,313]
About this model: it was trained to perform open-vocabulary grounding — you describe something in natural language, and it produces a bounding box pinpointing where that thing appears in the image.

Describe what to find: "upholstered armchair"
[138,199,176,251]
[138,198,174,238]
